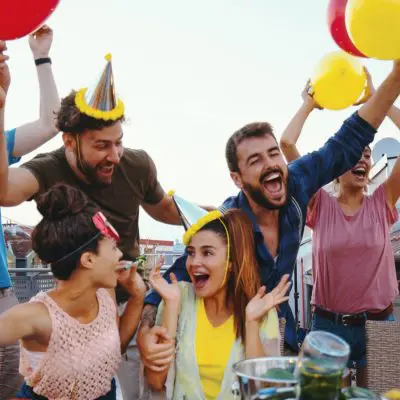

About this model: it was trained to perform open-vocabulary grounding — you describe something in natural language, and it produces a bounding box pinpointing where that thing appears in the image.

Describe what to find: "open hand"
[149,256,180,304]
[246,274,291,323]
[29,25,53,59]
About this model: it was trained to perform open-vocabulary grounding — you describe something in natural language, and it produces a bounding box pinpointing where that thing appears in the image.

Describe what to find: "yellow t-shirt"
[195,298,236,400]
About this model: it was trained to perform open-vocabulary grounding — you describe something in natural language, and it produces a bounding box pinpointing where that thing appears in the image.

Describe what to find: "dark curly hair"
[56,90,125,134]
[32,184,103,280]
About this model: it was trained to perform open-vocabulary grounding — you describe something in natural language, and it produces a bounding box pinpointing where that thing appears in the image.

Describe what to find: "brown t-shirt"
[21,147,164,261]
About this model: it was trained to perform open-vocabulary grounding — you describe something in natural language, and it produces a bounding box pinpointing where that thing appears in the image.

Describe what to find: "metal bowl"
[233,357,297,385]
[232,357,353,399]
[232,357,297,399]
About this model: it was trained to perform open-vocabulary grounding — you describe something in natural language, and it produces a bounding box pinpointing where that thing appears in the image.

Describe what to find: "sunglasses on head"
[92,211,120,243]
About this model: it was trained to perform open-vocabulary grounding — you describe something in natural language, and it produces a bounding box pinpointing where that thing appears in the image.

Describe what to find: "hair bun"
[36,183,89,221]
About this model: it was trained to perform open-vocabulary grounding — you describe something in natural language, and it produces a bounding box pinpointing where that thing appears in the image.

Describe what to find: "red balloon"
[0,0,60,41]
[327,0,366,58]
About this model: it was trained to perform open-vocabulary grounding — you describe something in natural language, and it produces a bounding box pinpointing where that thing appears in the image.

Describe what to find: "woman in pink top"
[280,73,400,386]
[0,184,146,400]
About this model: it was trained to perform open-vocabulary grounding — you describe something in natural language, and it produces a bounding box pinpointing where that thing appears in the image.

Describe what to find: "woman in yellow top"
[145,192,291,400]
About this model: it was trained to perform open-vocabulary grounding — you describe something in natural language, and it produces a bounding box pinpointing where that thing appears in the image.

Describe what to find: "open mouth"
[351,166,367,179]
[262,171,283,195]
[98,165,114,177]
[193,272,210,289]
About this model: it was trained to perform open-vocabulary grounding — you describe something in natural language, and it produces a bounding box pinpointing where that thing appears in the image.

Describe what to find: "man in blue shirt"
[0,28,60,400]
[138,61,400,368]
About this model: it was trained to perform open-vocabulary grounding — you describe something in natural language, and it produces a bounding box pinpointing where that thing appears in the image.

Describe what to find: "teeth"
[265,172,280,181]
[193,272,207,276]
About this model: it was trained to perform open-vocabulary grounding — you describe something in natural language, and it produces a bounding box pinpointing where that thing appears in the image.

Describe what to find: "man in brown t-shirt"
[21,139,171,270]
[0,67,181,280]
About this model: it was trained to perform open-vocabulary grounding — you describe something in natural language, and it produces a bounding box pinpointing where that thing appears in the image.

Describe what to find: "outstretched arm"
[355,68,400,131]
[0,33,52,207]
[0,303,46,347]
[352,70,400,209]
[12,25,60,157]
[358,62,400,129]
[291,63,400,200]
[280,80,322,163]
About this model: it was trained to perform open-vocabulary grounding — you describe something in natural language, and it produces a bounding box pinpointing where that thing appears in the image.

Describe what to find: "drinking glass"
[295,331,350,400]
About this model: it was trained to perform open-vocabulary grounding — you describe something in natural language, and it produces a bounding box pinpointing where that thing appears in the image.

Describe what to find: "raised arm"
[355,68,400,130]
[143,255,190,314]
[0,42,9,200]
[387,106,400,129]
[291,63,400,199]
[384,152,400,210]
[148,260,180,339]
[0,43,40,206]
[358,61,400,129]
[280,80,322,162]
[145,261,181,391]
[349,69,400,209]
[12,25,60,157]
[112,265,147,354]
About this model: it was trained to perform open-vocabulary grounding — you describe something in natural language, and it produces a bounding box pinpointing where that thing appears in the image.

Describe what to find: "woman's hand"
[302,79,323,110]
[246,274,291,323]
[354,68,375,106]
[149,257,180,305]
[117,263,146,301]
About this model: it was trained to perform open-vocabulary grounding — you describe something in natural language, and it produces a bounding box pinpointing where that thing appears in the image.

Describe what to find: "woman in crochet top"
[146,205,291,400]
[0,183,146,400]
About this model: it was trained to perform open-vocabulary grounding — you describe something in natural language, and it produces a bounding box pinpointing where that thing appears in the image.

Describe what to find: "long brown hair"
[198,208,260,342]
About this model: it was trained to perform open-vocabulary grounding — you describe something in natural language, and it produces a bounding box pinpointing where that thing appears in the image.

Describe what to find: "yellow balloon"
[346,0,400,60]
[310,51,366,111]
[384,389,400,400]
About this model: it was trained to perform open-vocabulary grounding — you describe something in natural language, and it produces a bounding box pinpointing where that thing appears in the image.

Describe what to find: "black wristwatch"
[35,57,52,66]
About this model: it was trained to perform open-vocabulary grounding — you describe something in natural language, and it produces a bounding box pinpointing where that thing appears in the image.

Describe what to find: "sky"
[3,0,400,241]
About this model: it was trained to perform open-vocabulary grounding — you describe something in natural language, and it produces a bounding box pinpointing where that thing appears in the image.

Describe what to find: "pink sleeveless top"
[19,289,122,400]
[306,185,399,313]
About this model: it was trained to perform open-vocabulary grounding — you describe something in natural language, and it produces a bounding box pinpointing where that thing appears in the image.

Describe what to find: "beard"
[75,150,114,188]
[243,182,282,209]
[242,168,288,210]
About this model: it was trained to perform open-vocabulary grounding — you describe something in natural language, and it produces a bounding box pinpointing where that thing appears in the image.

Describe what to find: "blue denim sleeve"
[5,129,22,165]
[289,112,376,200]
[144,254,191,306]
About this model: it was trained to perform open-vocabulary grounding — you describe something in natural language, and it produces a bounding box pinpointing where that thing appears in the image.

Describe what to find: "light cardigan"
[155,282,280,400]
